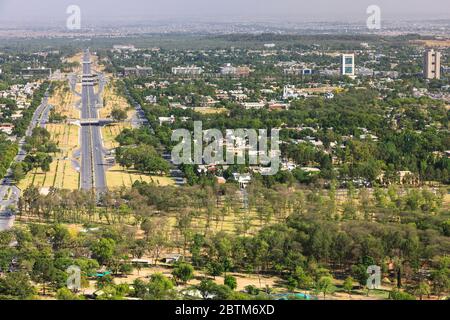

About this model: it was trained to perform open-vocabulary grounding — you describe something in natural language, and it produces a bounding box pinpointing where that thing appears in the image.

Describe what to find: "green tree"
[96,274,114,290]
[390,289,416,300]
[90,238,116,266]
[224,275,237,290]
[11,162,26,181]
[343,277,354,296]
[206,261,224,279]
[111,107,128,122]
[133,279,148,298]
[172,263,194,285]
[56,287,84,300]
[430,256,450,298]
[31,254,62,295]
[196,279,232,300]
[294,267,314,290]
[190,233,205,267]
[244,285,260,295]
[412,282,431,300]
[0,272,36,299]
[147,273,177,300]
[316,276,336,299]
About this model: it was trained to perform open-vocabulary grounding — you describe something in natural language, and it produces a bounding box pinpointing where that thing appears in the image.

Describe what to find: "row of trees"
[11,127,58,181]
[116,144,170,175]
[114,127,170,175]
[0,135,18,179]
[9,177,449,299]
[2,184,449,300]
[0,222,250,300]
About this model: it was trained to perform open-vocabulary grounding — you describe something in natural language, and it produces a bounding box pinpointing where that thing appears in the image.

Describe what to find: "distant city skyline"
[0,0,449,27]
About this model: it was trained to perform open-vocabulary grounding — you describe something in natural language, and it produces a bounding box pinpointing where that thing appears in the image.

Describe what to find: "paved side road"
[124,87,149,129]
[124,87,185,185]
[0,89,52,231]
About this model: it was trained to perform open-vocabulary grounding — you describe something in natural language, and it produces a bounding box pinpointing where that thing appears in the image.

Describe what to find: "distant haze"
[0,0,449,26]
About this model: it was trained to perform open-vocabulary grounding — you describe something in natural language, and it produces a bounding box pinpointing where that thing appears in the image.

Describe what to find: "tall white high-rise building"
[424,49,441,80]
[341,53,355,77]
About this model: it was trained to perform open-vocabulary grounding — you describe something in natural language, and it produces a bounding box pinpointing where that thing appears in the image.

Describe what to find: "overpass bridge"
[82,74,98,86]
[69,118,116,126]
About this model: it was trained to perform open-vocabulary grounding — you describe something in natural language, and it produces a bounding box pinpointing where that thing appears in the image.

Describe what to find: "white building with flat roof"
[242,102,266,110]
[341,53,355,77]
[172,66,203,76]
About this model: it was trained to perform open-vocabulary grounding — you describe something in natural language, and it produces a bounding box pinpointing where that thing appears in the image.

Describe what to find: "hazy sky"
[0,0,449,25]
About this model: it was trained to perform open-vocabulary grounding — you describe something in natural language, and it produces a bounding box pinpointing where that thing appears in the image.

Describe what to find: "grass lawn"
[19,123,80,191]
[193,107,229,115]
[101,123,130,150]
[413,39,450,47]
[48,84,80,119]
[100,82,134,119]
[100,83,175,190]
[106,165,175,189]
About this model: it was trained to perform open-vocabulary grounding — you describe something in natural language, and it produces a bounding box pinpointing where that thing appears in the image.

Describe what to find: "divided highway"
[1,49,107,231]
[80,50,107,192]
